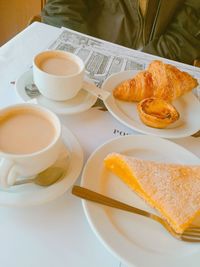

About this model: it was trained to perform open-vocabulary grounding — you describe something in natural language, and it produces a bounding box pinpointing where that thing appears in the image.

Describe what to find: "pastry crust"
[113,60,198,102]
[113,71,154,102]
[148,61,198,102]
[104,152,200,234]
[137,97,179,128]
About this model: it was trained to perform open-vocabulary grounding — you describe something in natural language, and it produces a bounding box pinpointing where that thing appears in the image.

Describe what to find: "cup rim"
[33,50,85,78]
[0,103,61,158]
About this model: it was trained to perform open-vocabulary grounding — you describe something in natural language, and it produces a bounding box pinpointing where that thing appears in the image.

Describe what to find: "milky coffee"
[0,108,56,154]
[38,55,80,76]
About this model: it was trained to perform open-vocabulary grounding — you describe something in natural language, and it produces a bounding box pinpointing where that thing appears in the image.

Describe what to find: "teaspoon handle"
[83,81,110,102]
[14,177,35,185]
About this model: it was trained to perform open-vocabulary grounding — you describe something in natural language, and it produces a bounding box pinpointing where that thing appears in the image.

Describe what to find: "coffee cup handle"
[0,158,17,188]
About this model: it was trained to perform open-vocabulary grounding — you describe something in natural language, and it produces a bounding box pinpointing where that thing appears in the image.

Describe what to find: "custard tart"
[137,97,179,128]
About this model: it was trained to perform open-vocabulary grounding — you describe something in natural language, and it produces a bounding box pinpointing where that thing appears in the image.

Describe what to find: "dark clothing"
[42,0,200,65]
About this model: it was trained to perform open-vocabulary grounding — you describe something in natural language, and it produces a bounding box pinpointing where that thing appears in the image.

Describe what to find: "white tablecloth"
[0,22,199,267]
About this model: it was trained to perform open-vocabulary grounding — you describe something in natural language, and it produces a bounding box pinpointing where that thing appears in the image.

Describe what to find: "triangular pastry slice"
[104,153,200,234]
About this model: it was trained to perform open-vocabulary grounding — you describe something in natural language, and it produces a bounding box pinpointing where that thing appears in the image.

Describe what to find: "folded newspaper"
[49,27,200,99]
[25,26,200,102]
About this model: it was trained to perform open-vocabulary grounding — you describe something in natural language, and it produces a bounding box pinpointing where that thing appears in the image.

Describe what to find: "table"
[0,22,199,267]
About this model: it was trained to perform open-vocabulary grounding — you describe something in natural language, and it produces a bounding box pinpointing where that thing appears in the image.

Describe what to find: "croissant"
[113,71,154,102]
[113,60,198,102]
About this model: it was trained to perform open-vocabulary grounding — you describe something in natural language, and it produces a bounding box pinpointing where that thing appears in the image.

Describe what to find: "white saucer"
[0,126,84,207]
[15,69,97,115]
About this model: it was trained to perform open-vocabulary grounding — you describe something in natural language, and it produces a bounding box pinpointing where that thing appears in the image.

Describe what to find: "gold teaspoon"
[14,166,66,186]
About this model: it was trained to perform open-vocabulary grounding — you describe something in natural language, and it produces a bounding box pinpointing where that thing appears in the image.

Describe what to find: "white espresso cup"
[33,50,85,101]
[0,104,62,188]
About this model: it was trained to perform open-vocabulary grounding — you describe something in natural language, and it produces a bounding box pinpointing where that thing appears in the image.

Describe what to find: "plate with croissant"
[102,60,200,138]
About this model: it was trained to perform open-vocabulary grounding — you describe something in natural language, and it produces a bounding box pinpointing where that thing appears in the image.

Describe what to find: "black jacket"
[42,0,200,65]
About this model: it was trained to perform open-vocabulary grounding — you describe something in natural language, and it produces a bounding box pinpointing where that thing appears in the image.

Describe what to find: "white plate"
[81,135,200,267]
[0,126,83,207]
[15,69,97,115]
[103,70,200,139]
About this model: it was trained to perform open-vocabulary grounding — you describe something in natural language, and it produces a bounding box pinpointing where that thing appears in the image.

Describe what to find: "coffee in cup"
[33,50,85,101]
[0,107,56,154]
[38,54,80,76]
[0,104,62,188]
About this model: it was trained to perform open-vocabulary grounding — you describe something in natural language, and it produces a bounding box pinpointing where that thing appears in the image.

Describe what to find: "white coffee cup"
[33,50,85,101]
[0,104,62,188]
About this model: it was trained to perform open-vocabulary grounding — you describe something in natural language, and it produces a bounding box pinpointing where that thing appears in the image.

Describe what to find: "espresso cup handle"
[0,158,15,188]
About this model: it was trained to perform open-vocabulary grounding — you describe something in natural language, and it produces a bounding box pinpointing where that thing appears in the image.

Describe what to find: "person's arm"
[142,0,200,65]
[41,0,90,34]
